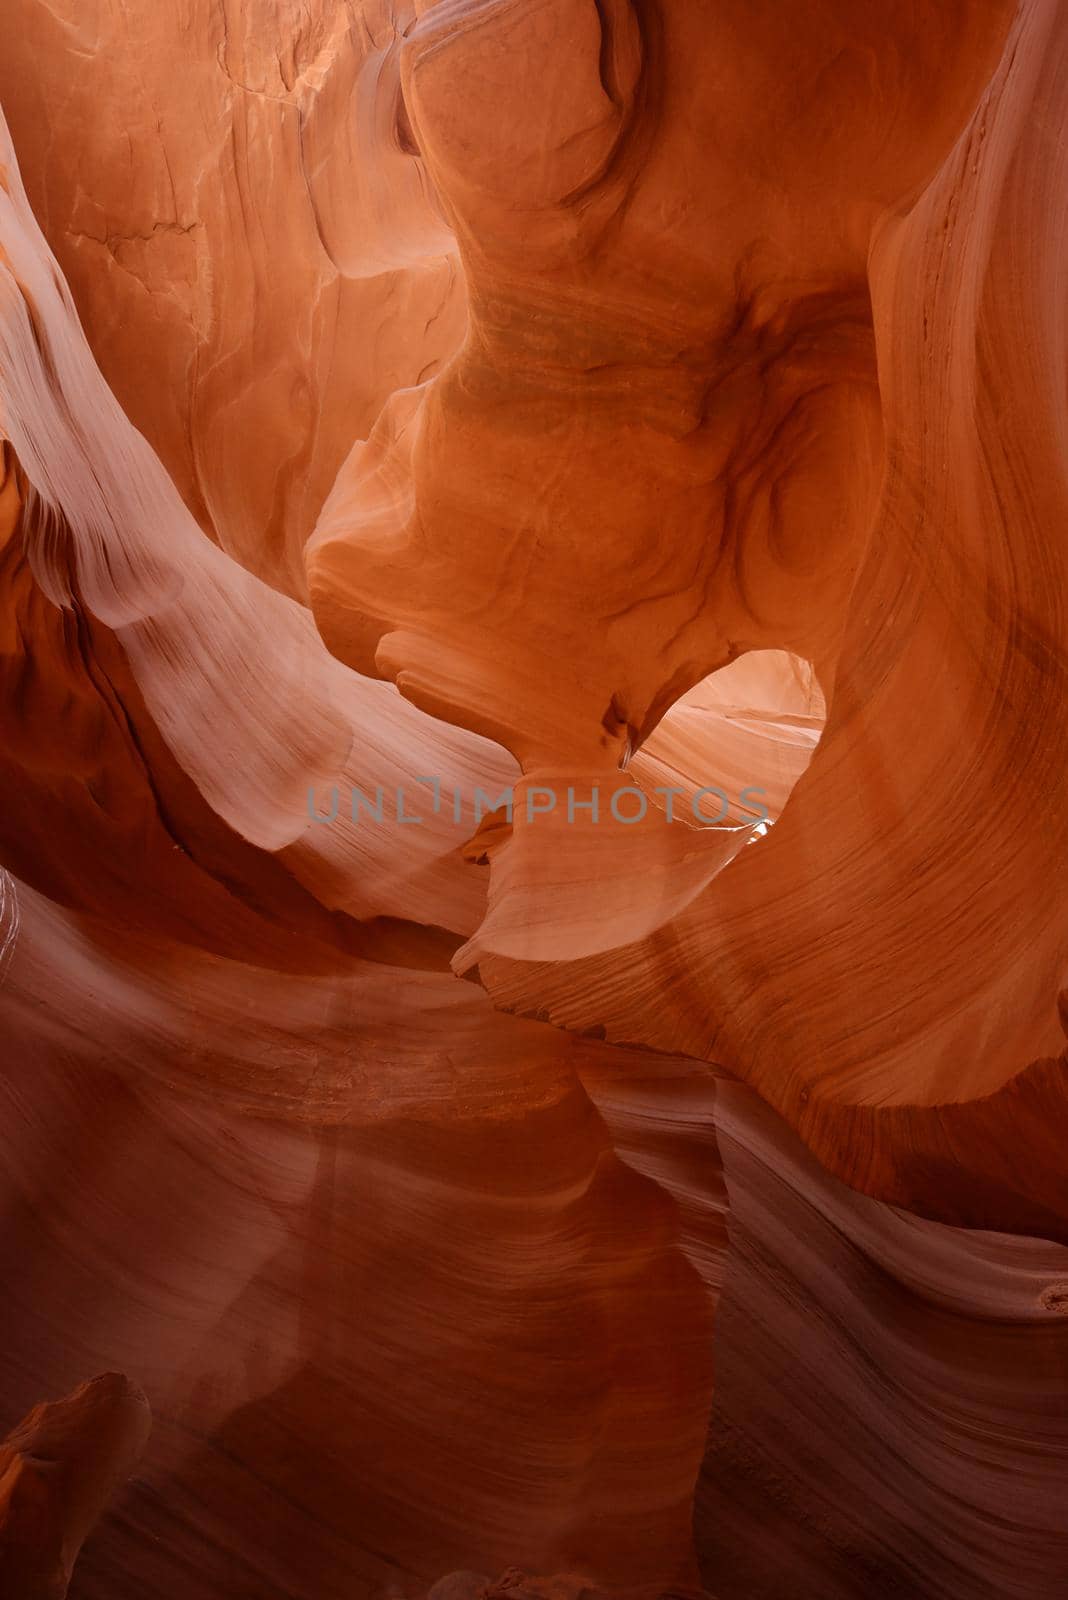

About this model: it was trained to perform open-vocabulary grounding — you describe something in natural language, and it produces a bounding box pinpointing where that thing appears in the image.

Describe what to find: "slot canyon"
[0,2,1066,1596]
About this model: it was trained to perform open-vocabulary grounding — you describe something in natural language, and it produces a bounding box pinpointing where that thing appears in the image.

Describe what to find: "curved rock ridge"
[0,1374,151,1599]
[700,1086,1068,1600]
[0,2,1066,1598]
[0,116,513,945]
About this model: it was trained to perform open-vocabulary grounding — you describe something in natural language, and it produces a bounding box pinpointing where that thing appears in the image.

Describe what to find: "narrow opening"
[633,649,826,838]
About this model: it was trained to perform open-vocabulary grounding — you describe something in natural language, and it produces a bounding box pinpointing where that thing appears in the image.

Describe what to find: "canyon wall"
[0,2,1066,1596]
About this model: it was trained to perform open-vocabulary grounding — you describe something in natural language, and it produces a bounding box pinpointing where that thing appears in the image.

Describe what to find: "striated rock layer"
[0,2,1066,1597]
[308,0,1068,1240]
[0,1374,150,1599]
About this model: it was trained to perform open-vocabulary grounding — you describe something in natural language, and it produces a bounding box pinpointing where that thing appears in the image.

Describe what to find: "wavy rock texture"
[0,2,1067,1598]
[702,1087,1068,1600]
[0,1373,150,1599]
[313,0,1068,1240]
[0,0,463,595]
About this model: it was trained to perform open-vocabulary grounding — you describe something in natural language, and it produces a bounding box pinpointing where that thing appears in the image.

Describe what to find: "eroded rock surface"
[0,3,1066,1597]
[0,1375,150,1599]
